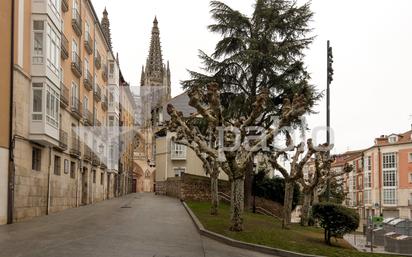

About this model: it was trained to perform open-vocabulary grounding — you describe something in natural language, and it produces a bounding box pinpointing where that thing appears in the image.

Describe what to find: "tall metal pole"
[326,40,333,201]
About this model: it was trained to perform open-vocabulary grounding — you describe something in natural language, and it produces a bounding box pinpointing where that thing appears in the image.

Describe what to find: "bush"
[312,203,359,245]
[253,171,301,210]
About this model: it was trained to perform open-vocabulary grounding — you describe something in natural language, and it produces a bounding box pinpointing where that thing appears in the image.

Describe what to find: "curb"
[181,201,325,257]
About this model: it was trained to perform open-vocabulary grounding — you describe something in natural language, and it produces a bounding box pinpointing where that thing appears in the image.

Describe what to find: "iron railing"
[71,9,82,36]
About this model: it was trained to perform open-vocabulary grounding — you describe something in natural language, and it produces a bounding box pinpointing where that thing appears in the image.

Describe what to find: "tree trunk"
[230,177,244,232]
[300,190,312,226]
[243,160,254,211]
[282,180,294,229]
[210,175,219,216]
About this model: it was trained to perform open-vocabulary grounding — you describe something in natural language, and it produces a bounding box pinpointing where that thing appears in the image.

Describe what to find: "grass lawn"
[187,201,402,257]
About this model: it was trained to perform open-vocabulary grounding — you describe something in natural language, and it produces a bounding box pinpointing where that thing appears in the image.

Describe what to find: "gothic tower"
[101,7,112,49]
[141,17,171,102]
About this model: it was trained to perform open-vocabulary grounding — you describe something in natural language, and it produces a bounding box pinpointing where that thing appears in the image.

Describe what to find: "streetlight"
[326,40,334,201]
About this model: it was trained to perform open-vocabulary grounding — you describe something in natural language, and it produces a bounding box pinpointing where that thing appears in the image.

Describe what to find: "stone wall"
[157,174,230,201]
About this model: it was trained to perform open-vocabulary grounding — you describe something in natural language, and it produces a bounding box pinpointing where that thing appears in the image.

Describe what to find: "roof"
[332,150,364,167]
[163,92,197,121]
[374,130,412,146]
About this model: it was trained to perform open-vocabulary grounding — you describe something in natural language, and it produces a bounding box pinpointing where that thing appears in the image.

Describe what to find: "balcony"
[95,50,101,70]
[409,199,412,206]
[171,144,187,160]
[61,0,68,12]
[102,65,108,82]
[100,157,107,169]
[70,136,80,157]
[70,96,82,120]
[84,32,93,55]
[71,52,82,78]
[101,95,108,111]
[95,118,102,127]
[92,153,100,166]
[83,71,93,91]
[61,34,69,60]
[83,145,92,162]
[60,82,69,107]
[59,129,68,150]
[83,109,93,126]
[72,9,82,37]
[94,85,102,102]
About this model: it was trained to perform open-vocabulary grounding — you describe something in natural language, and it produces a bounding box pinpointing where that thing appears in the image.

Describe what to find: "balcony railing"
[83,109,93,126]
[72,9,82,37]
[83,145,92,162]
[101,95,108,111]
[95,50,101,70]
[61,34,69,60]
[70,136,80,157]
[60,82,69,107]
[84,32,93,55]
[102,65,108,82]
[94,85,102,102]
[83,70,93,91]
[71,52,82,78]
[61,0,68,12]
[59,129,68,150]
[70,96,82,120]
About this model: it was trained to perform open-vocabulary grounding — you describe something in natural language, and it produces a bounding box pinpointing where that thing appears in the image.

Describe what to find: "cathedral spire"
[145,16,163,81]
[101,7,112,49]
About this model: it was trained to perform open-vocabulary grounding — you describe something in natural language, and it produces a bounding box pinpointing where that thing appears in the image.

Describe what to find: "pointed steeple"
[145,16,163,82]
[140,66,145,86]
[101,7,112,49]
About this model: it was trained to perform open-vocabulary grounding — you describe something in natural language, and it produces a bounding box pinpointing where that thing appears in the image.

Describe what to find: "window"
[382,152,397,205]
[101,173,104,185]
[409,153,412,163]
[33,21,44,64]
[32,83,43,121]
[83,96,89,112]
[364,171,372,188]
[72,39,78,60]
[84,58,89,75]
[388,136,398,144]
[364,189,371,205]
[32,148,42,171]
[54,155,61,175]
[73,0,78,12]
[383,189,397,205]
[174,167,185,177]
[93,170,96,183]
[64,159,69,174]
[109,116,114,127]
[70,161,76,178]
[85,21,90,36]
[46,86,59,127]
[409,173,412,183]
[365,156,372,171]
[47,24,60,75]
[171,141,186,159]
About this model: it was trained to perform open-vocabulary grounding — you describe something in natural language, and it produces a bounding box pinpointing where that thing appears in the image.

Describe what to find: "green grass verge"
[187,201,403,257]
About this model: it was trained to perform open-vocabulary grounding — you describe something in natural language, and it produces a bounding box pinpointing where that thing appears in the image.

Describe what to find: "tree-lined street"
[0,194,273,257]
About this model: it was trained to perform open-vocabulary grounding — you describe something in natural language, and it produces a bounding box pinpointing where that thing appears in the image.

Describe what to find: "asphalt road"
[0,193,275,257]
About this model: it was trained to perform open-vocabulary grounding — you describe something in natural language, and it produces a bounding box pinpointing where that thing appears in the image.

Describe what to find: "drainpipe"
[7,0,16,225]
[378,147,382,215]
[46,147,52,215]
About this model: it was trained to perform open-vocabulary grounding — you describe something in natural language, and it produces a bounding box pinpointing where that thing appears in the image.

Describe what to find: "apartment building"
[6,0,132,223]
[342,129,412,222]
[0,0,13,225]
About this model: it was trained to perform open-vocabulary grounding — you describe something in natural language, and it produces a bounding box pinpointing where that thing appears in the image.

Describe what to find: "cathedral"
[133,17,171,192]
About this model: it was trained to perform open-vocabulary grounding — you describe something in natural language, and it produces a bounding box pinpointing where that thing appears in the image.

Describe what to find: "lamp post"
[326,40,334,201]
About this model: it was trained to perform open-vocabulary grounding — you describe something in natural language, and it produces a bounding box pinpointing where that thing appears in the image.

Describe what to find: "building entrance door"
[132,179,137,193]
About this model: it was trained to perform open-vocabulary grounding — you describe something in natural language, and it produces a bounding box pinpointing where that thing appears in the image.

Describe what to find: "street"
[0,193,274,257]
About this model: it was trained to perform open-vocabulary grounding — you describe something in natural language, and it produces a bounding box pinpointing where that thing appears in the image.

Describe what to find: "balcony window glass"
[48,0,60,17]
[47,24,60,75]
[70,161,76,178]
[84,58,89,75]
[174,168,185,177]
[171,141,186,159]
[72,40,78,60]
[46,86,59,128]
[32,83,43,121]
[33,21,44,64]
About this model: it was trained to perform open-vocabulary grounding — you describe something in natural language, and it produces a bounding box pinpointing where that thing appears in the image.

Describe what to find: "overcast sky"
[92,0,412,154]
